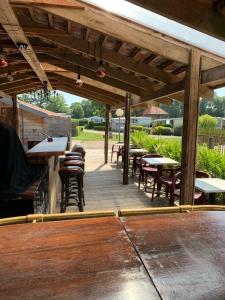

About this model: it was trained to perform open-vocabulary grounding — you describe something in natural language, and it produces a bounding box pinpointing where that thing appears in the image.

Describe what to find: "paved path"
[64,141,168,213]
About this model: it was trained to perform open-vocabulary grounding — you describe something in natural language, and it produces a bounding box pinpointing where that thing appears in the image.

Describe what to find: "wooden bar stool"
[65,151,82,157]
[64,159,85,170]
[64,156,84,162]
[58,166,84,213]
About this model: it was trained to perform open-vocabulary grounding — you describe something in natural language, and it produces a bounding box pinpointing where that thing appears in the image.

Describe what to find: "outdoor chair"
[138,154,162,190]
[151,166,181,203]
[170,170,209,206]
[111,143,120,162]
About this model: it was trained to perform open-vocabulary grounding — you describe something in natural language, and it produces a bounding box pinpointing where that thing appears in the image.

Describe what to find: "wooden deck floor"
[64,141,169,213]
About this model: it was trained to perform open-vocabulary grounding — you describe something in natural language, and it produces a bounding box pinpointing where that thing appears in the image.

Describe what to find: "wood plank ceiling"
[0,0,224,108]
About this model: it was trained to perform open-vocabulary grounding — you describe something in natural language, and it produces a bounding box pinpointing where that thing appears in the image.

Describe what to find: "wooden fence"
[198,135,225,154]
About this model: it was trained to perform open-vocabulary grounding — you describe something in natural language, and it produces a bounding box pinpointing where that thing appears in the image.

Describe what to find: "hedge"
[152,126,173,136]
[131,131,225,180]
[131,125,144,132]
[93,125,105,131]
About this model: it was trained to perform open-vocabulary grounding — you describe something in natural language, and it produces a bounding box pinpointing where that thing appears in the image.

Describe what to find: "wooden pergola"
[1,0,225,205]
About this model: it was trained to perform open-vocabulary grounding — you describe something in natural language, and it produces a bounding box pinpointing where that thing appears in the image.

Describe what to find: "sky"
[59,0,225,105]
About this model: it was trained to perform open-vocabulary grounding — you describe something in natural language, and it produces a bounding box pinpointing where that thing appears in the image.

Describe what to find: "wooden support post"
[180,50,201,205]
[12,94,19,134]
[104,104,110,164]
[123,93,131,185]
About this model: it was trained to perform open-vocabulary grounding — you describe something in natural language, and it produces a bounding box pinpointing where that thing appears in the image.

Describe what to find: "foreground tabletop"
[122,211,225,299]
[0,217,159,300]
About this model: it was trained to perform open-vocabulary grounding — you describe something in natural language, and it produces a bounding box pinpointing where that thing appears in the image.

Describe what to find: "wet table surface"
[143,157,178,166]
[0,217,159,300]
[195,178,225,193]
[122,211,225,300]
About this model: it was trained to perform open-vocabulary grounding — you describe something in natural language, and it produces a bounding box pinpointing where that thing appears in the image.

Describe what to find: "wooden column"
[123,93,131,185]
[12,94,19,134]
[104,104,110,164]
[180,50,201,205]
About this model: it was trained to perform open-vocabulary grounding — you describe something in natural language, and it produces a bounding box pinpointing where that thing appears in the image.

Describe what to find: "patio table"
[121,211,225,299]
[195,178,225,204]
[129,148,148,174]
[0,216,159,300]
[142,157,178,166]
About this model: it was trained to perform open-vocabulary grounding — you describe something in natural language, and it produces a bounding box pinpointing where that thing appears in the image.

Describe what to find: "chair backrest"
[196,170,209,178]
[171,171,181,193]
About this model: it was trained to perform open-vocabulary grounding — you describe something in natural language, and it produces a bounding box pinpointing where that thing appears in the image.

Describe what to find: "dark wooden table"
[122,211,225,299]
[0,216,159,300]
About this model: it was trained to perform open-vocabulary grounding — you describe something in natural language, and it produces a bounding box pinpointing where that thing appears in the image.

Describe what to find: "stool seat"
[59,166,83,174]
[65,151,82,157]
[64,160,84,167]
[64,156,84,161]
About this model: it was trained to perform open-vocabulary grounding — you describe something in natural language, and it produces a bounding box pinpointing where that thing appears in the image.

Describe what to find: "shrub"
[93,125,105,131]
[199,128,225,137]
[85,121,95,129]
[73,125,82,137]
[153,126,173,136]
[174,126,183,136]
[199,114,218,129]
[131,125,144,132]
[78,119,89,126]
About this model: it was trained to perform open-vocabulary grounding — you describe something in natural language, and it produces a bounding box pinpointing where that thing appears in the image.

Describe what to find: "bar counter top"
[26,137,68,157]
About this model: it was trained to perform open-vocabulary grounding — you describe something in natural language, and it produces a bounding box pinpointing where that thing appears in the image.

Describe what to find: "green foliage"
[199,128,225,137]
[80,99,106,118]
[174,126,183,136]
[18,91,69,113]
[93,125,105,131]
[70,103,84,119]
[85,121,95,129]
[131,125,144,132]
[131,131,225,180]
[160,100,183,118]
[153,126,173,136]
[153,122,173,128]
[199,114,218,129]
[78,119,89,126]
[73,125,82,137]
[200,95,225,117]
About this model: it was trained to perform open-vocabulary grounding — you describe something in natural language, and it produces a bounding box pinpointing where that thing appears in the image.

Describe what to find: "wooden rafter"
[10,0,85,9]
[52,73,125,105]
[0,1,52,89]
[23,26,176,85]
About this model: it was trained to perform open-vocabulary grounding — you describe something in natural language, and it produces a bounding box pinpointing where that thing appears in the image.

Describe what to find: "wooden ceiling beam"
[41,59,142,96]
[0,64,32,78]
[37,52,152,92]
[10,0,85,9]
[126,0,225,43]
[45,68,127,97]
[22,26,176,85]
[1,79,41,91]
[137,80,214,105]
[0,1,52,89]
[51,73,124,104]
[0,91,10,98]
[7,85,43,95]
[56,84,120,107]
[0,73,37,85]
[4,80,42,94]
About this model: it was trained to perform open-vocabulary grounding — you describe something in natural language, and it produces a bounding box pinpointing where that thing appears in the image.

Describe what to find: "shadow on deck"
[63,141,169,213]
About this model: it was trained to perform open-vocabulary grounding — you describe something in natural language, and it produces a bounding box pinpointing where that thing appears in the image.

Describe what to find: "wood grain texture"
[0,217,160,300]
[122,211,225,299]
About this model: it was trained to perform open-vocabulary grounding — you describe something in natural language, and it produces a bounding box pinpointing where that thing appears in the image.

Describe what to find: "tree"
[70,102,84,119]
[45,94,69,113]
[160,100,183,118]
[199,114,218,129]
[18,90,69,113]
[80,99,106,117]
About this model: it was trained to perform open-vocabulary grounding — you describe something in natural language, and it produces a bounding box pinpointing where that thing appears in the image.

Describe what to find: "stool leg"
[77,174,83,212]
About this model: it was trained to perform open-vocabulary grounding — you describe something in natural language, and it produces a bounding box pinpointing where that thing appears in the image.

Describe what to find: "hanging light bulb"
[0,47,8,68]
[7,66,13,82]
[75,66,83,88]
[97,59,106,78]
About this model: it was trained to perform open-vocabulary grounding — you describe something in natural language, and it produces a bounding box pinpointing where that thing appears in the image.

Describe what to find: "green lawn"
[72,130,118,141]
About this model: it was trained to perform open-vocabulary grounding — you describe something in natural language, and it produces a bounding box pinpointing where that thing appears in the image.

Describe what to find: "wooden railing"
[198,135,225,154]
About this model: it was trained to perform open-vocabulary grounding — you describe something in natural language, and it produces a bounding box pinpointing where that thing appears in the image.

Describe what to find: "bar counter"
[27,137,68,213]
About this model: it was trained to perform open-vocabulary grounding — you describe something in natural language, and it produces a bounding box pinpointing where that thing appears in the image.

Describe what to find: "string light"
[75,66,83,87]
[7,65,13,82]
